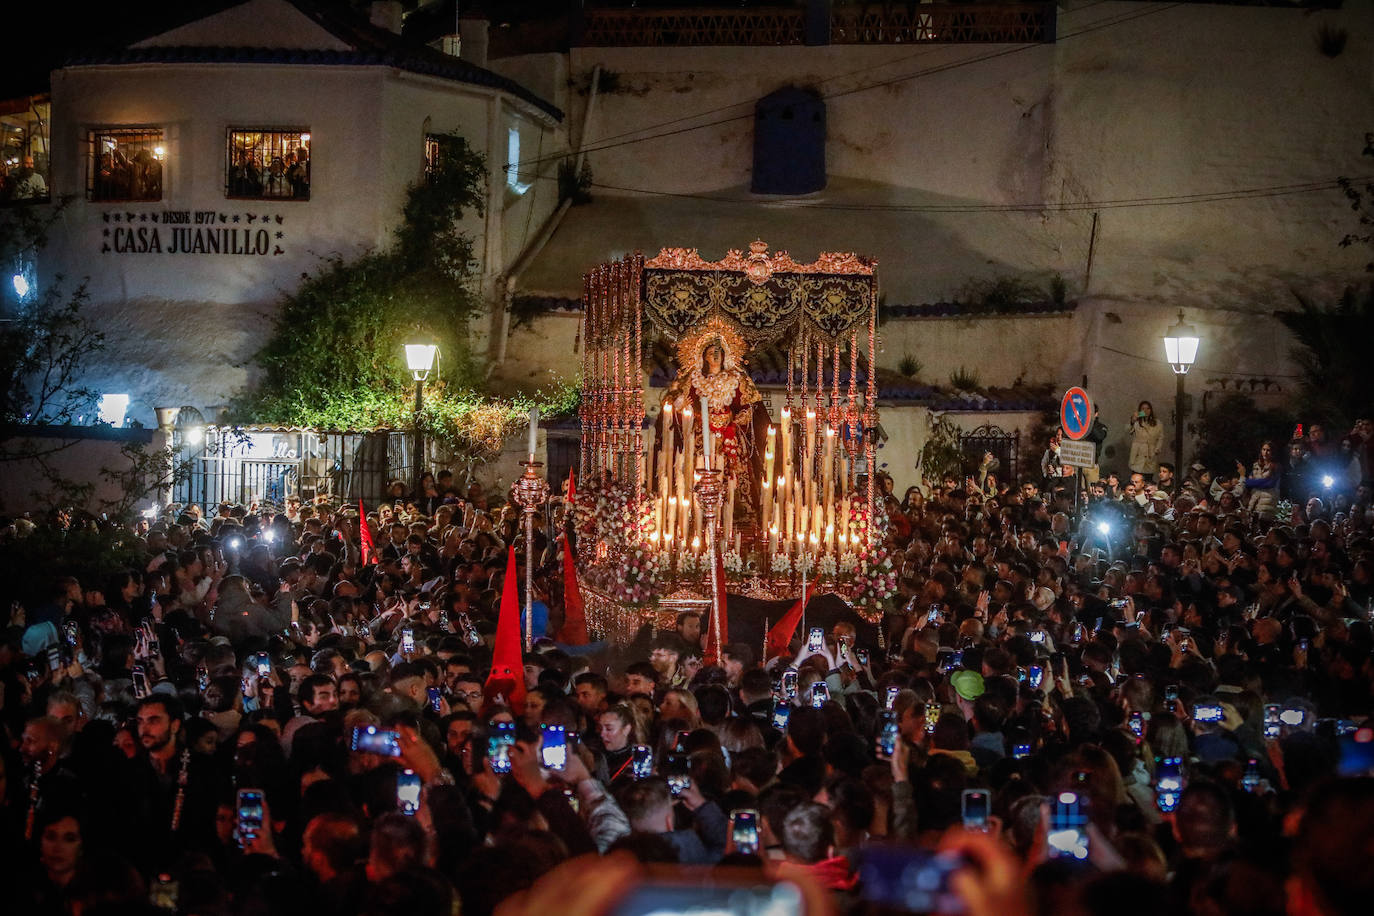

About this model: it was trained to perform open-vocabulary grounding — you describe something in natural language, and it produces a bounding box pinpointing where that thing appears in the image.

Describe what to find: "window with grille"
[88,128,164,202]
[227,129,311,200]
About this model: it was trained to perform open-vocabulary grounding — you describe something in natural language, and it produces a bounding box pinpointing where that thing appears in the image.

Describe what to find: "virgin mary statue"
[660,320,769,526]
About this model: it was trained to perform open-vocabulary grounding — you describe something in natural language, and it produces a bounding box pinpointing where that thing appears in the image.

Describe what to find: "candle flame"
[649,531,660,542]
[761,480,771,490]
[777,476,786,487]
[669,496,677,506]
[663,403,673,413]
[770,526,779,535]
[767,426,775,436]
[810,533,819,544]
[781,408,791,419]
[806,410,816,419]
[826,427,837,437]
[691,536,701,552]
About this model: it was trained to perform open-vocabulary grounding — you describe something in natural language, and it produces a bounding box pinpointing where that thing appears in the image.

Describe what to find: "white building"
[25,0,565,427]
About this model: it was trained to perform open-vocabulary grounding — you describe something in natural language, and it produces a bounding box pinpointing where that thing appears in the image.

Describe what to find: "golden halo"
[674,315,748,376]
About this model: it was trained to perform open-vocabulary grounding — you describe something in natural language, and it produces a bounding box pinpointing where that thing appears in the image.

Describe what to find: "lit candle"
[700,396,712,467]
[527,406,539,460]
[769,524,779,558]
[691,535,701,554]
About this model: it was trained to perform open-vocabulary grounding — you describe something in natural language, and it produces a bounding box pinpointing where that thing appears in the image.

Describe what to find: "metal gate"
[174,428,409,509]
[959,425,1020,488]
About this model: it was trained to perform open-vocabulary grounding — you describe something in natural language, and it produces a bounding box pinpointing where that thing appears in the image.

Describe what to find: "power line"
[508,1,1180,176]
[1097,344,1302,378]
[576,175,1365,214]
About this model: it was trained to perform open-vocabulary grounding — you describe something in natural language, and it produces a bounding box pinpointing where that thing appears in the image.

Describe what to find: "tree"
[239,131,578,465]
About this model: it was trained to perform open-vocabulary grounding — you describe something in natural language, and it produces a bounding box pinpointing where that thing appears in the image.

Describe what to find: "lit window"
[88,128,163,201]
[227,128,311,200]
[506,126,529,194]
[98,394,130,427]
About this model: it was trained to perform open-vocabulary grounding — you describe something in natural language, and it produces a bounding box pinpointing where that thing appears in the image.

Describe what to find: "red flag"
[358,499,375,565]
[567,468,576,504]
[484,546,526,710]
[765,584,811,661]
[555,535,588,645]
[703,547,730,666]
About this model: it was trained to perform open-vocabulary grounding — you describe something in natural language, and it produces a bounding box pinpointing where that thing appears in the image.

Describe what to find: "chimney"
[369,1,404,35]
[459,16,489,68]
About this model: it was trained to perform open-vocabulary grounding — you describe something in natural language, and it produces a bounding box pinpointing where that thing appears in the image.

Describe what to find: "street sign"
[1060,387,1093,441]
[1060,439,1097,469]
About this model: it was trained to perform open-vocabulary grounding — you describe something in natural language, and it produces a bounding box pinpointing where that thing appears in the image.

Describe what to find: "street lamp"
[1163,310,1200,474]
[405,343,438,497]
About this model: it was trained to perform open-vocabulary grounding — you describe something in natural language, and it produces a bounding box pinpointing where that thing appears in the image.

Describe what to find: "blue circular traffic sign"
[1061,387,1093,441]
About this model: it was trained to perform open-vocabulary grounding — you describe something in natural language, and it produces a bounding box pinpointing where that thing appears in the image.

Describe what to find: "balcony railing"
[578,4,1055,47]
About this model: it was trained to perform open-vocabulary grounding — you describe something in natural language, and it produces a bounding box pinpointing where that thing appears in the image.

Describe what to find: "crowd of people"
[1,428,1371,916]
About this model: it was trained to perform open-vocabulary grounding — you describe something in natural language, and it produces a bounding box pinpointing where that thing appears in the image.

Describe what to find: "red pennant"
[703,547,729,666]
[765,584,811,661]
[484,546,526,710]
[555,535,588,645]
[358,499,375,565]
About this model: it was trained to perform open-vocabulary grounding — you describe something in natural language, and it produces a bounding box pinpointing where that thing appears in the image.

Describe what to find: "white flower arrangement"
[818,554,838,578]
[839,551,858,573]
[771,553,793,575]
[723,550,743,574]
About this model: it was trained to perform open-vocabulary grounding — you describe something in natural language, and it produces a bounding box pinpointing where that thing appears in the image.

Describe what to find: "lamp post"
[404,343,437,497]
[1163,310,1200,474]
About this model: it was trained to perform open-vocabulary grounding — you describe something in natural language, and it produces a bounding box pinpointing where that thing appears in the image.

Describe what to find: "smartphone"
[1156,757,1183,813]
[961,789,990,830]
[807,627,824,652]
[1128,711,1144,741]
[540,724,568,771]
[1070,623,1084,644]
[255,653,271,677]
[859,846,964,915]
[488,720,516,774]
[665,755,691,797]
[631,744,654,779]
[401,628,415,654]
[427,686,443,713]
[856,648,869,666]
[1193,703,1225,724]
[396,768,422,815]
[459,612,481,647]
[1263,704,1282,739]
[729,808,760,856]
[1048,791,1089,860]
[132,665,149,698]
[884,686,900,710]
[1298,638,1310,653]
[928,604,941,624]
[1028,665,1044,690]
[1013,742,1031,759]
[63,620,79,647]
[1109,598,1130,611]
[197,665,210,693]
[782,669,799,700]
[1164,685,1179,705]
[924,701,941,734]
[1279,707,1306,728]
[810,681,830,708]
[878,711,899,758]
[673,730,692,755]
[1030,630,1048,644]
[770,701,791,732]
[351,725,403,757]
[235,788,265,848]
[1241,758,1261,793]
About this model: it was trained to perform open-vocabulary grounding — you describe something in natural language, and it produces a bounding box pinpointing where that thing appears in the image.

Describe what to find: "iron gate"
[959,425,1021,488]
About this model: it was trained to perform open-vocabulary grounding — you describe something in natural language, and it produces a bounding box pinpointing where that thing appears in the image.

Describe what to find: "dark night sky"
[6,1,240,97]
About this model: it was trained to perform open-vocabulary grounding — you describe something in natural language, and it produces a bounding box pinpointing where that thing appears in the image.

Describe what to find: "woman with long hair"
[1129,401,1163,479]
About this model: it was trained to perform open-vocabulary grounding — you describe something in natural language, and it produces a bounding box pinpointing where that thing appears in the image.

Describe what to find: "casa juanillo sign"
[100,208,288,256]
